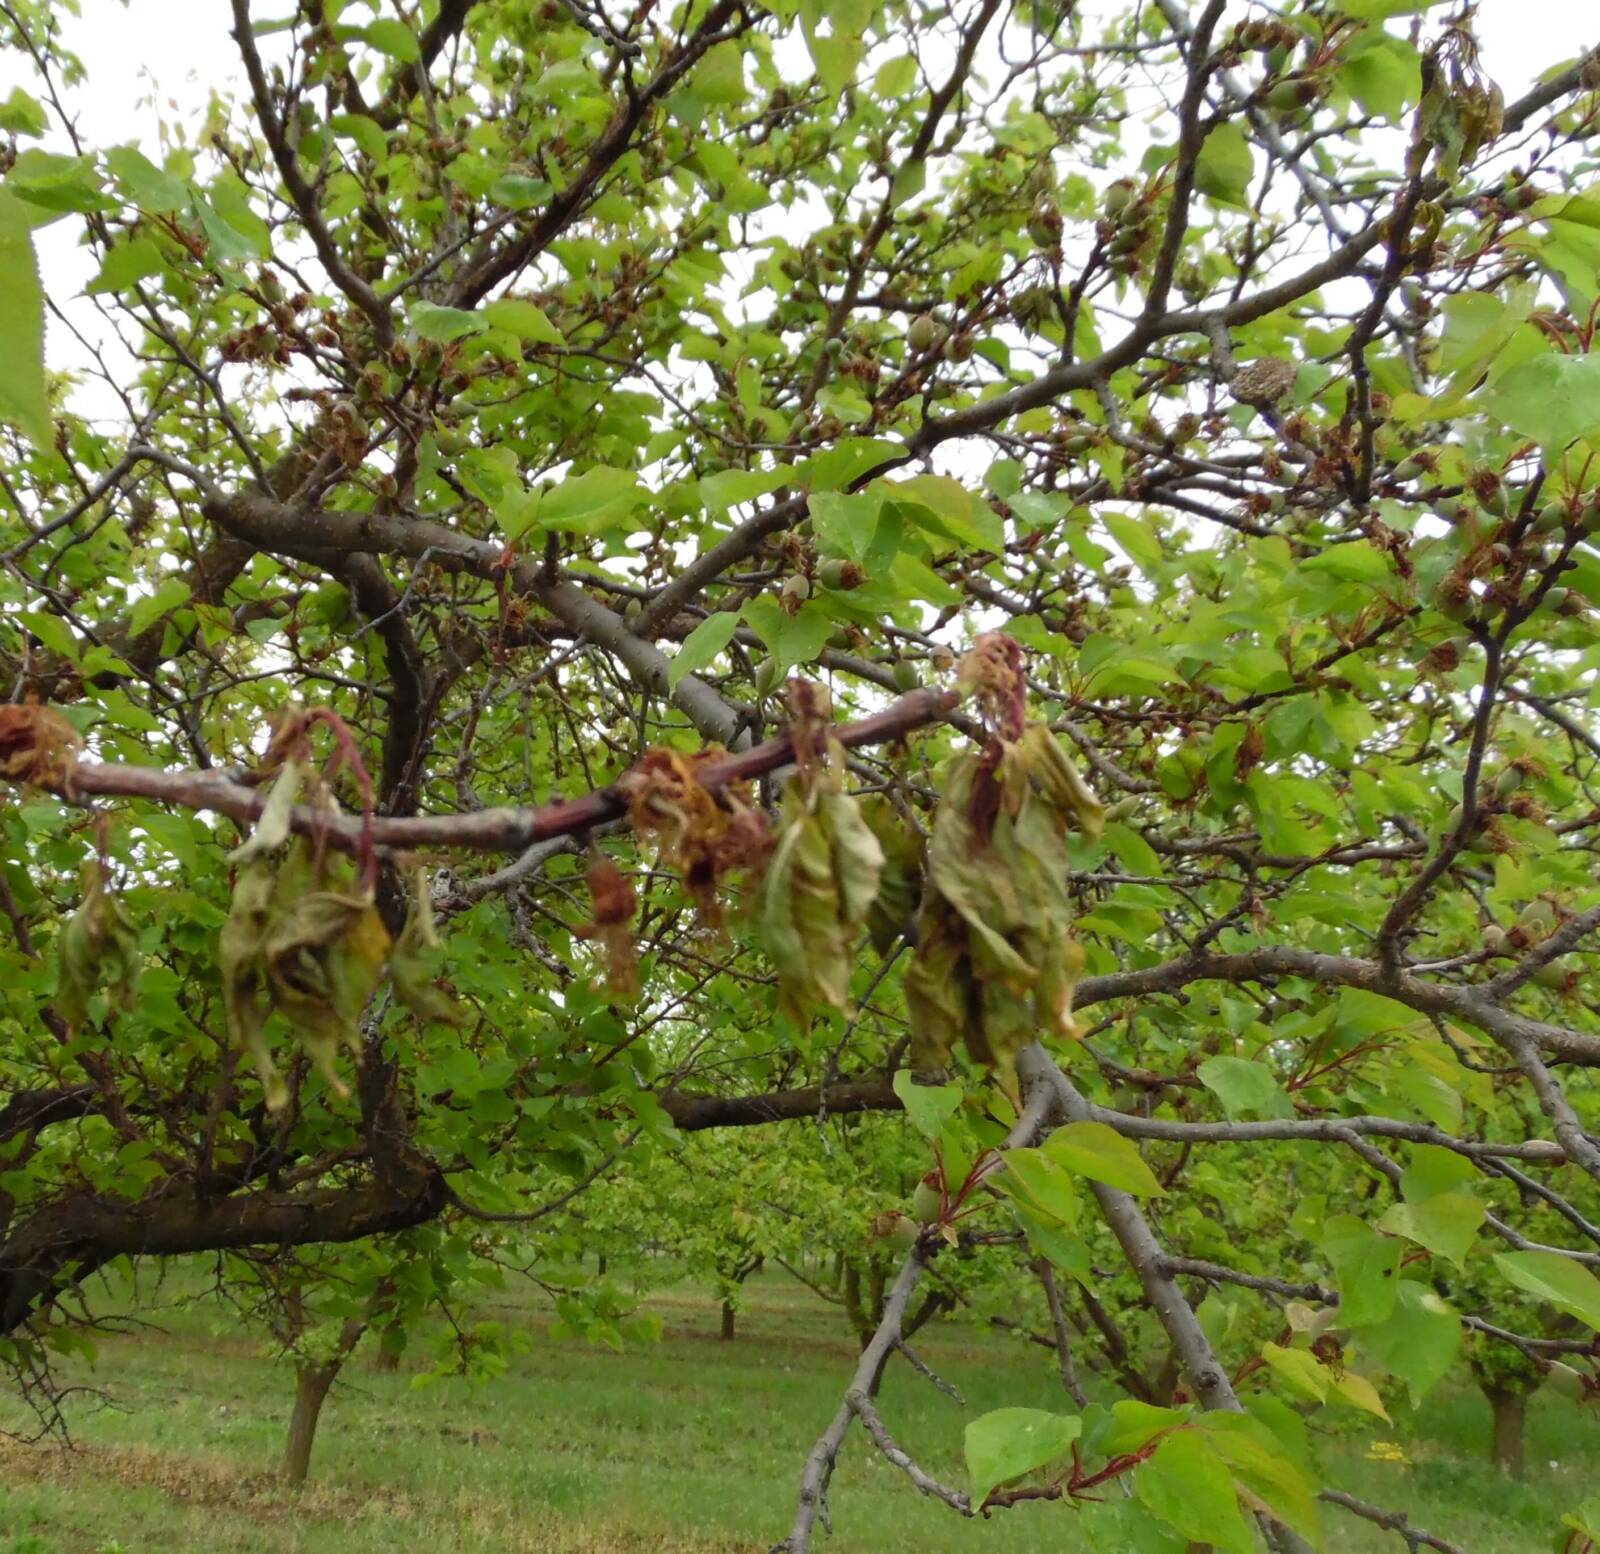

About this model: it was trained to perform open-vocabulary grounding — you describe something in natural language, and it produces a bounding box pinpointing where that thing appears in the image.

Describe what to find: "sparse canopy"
[1,0,1599,1548]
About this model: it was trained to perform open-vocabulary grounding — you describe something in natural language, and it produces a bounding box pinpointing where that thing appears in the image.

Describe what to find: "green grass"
[0,1264,1586,1554]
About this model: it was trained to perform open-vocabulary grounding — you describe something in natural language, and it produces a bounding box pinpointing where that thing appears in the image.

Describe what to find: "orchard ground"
[0,1265,1585,1554]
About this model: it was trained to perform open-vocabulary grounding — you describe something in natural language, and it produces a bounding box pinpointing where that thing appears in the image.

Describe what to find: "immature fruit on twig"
[892,658,920,693]
[781,574,811,612]
[1103,179,1137,217]
[1105,794,1142,822]
[1493,766,1524,800]
[911,1178,942,1225]
[1533,500,1567,534]
[1544,1362,1590,1402]
[1517,898,1557,939]
[753,657,778,698]
[817,557,862,591]
[873,1211,920,1252]
[1532,960,1571,991]
[1433,576,1475,622]
[908,312,942,353]
[1482,924,1511,957]
[623,599,645,628]
[1027,199,1063,249]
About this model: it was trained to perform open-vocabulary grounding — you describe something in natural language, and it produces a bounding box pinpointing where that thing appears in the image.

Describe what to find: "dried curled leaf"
[263,886,391,1098]
[219,856,283,1107]
[55,858,141,1030]
[220,831,394,1110]
[575,855,639,1001]
[754,741,884,1025]
[229,758,303,863]
[861,797,924,956]
[907,724,1101,1098]
[0,703,82,788]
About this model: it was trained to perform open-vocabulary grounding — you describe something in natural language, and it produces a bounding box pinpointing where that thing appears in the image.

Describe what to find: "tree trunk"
[284,1360,339,1486]
[597,1253,607,1276]
[1485,1385,1529,1477]
[282,1313,366,1485]
[719,1299,735,1340]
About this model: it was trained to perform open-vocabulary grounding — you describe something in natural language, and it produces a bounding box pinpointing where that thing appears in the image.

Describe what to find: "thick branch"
[27,687,959,855]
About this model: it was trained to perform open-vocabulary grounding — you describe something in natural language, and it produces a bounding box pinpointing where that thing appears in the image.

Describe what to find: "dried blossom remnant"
[958,633,1028,744]
[0,703,83,788]
[618,746,770,927]
[576,854,639,1000]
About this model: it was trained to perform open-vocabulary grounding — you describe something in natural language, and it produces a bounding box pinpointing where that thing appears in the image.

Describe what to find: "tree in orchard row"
[1,0,1600,1547]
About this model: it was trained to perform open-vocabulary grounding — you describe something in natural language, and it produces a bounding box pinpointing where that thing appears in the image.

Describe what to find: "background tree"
[0,0,1599,1550]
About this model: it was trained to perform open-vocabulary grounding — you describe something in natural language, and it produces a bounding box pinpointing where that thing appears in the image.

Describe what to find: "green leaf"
[1102,819,1160,876]
[892,1072,961,1140]
[1322,1214,1400,1327]
[1337,0,1439,15]
[964,1408,1080,1508]
[1328,1367,1391,1422]
[1045,1121,1165,1197]
[1194,122,1254,208]
[1101,510,1164,574]
[742,596,831,676]
[1478,352,1600,451]
[330,113,389,161]
[1350,1273,1465,1408]
[695,41,746,104]
[880,474,1003,551]
[1493,1252,1600,1331]
[360,18,421,61]
[1338,35,1422,122]
[537,466,645,534]
[87,235,166,295]
[1203,1412,1323,1547]
[800,437,903,494]
[997,1147,1080,1227]
[806,29,863,96]
[1260,1342,1329,1404]
[195,198,266,263]
[1376,1192,1485,1268]
[488,173,552,209]
[19,610,78,662]
[105,145,188,213]
[0,87,48,138]
[810,490,884,561]
[701,466,793,513]
[483,298,563,345]
[1137,1430,1254,1554]
[409,302,486,343]
[1196,1056,1287,1119]
[128,577,193,639]
[0,191,51,448]
[873,55,917,96]
[668,612,739,690]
